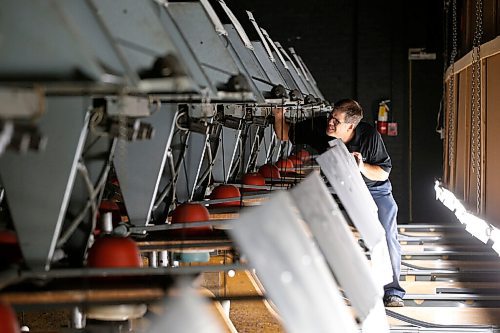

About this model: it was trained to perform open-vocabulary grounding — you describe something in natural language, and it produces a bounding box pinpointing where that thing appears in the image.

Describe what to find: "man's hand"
[351,151,389,181]
[352,152,365,172]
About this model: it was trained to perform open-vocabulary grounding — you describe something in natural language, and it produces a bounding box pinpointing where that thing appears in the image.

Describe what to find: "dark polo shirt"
[289,116,392,188]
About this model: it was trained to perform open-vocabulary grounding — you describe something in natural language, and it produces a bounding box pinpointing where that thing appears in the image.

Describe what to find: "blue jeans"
[369,181,406,298]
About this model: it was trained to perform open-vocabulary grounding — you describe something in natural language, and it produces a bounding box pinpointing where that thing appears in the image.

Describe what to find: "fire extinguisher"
[377,100,390,135]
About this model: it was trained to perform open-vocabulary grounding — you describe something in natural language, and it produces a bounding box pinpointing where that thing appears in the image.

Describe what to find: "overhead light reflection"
[435,181,498,252]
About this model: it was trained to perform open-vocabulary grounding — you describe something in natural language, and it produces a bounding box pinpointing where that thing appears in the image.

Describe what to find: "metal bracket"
[0,87,45,119]
[104,96,151,118]
[187,103,217,119]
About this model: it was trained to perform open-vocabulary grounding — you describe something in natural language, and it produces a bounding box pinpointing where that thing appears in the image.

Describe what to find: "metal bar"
[130,219,234,233]
[17,263,247,280]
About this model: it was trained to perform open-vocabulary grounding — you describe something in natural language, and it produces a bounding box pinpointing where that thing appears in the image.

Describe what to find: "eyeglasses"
[328,114,348,126]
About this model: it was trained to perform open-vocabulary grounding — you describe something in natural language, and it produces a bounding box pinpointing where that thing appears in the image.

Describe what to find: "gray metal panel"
[114,104,176,226]
[256,126,273,166]
[290,173,388,331]
[287,48,319,97]
[176,132,208,202]
[285,60,310,95]
[276,44,314,96]
[156,6,216,96]
[299,69,322,100]
[241,125,256,174]
[0,0,204,94]
[0,0,105,80]
[189,122,220,199]
[270,136,285,164]
[297,54,325,100]
[88,0,185,79]
[230,191,358,333]
[252,42,289,89]
[223,40,265,102]
[212,127,241,183]
[224,25,273,93]
[167,3,240,90]
[302,75,319,98]
[316,139,393,286]
[0,97,90,270]
[272,52,300,92]
[55,1,127,78]
[245,125,265,173]
[282,141,293,160]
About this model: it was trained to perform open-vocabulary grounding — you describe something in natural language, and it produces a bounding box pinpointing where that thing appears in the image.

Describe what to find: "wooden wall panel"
[485,54,500,226]
[454,69,471,201]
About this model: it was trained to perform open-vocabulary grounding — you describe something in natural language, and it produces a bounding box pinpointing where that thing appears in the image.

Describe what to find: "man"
[273,99,405,307]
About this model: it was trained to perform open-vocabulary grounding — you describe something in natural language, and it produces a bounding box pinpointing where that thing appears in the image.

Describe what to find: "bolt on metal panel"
[114,104,177,226]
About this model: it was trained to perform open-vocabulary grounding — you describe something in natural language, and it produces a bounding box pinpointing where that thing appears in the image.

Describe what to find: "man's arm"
[272,107,290,141]
[352,152,389,181]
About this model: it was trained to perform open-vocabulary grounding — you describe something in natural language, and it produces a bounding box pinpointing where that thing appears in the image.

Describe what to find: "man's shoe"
[383,295,404,307]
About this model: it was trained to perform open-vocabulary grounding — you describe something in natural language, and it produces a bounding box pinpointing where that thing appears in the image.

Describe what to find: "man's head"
[326,99,363,142]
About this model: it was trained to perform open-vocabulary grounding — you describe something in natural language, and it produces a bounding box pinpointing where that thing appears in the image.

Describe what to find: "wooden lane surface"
[400,281,500,294]
[208,210,241,221]
[402,259,500,270]
[223,270,283,332]
[400,244,493,253]
[388,307,500,326]
[198,253,283,333]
